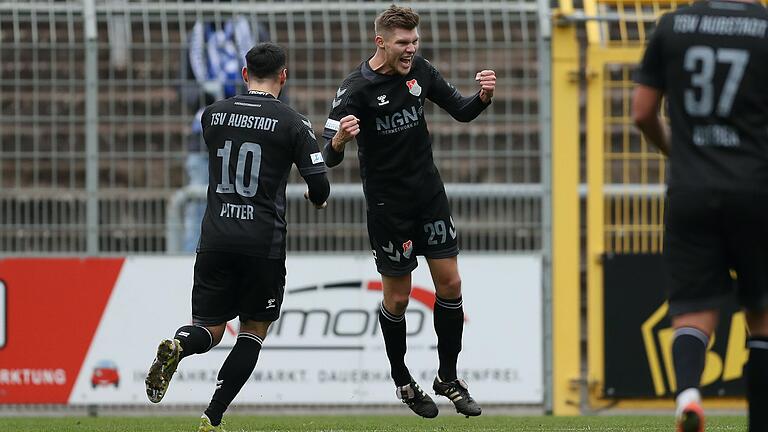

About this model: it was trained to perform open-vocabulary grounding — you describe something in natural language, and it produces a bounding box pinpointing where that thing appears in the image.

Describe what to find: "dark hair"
[375,5,419,35]
[245,42,286,79]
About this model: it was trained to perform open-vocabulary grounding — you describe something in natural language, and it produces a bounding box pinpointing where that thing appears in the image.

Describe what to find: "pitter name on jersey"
[210,112,279,132]
[220,203,255,220]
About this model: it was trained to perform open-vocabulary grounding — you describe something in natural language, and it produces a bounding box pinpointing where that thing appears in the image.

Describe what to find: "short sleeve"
[635,14,671,90]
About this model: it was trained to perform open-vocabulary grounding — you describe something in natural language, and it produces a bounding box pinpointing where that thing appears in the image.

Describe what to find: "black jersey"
[322,56,490,207]
[636,0,768,191]
[198,91,327,258]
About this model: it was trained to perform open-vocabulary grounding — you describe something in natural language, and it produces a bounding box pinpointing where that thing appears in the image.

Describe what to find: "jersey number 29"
[215,140,262,198]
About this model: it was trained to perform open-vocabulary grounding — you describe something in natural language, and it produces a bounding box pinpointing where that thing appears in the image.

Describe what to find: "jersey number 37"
[684,46,749,117]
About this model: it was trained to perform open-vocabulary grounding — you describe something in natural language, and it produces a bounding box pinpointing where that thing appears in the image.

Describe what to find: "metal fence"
[0,0,549,255]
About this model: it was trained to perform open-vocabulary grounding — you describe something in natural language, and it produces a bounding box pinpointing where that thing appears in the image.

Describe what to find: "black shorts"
[664,187,768,316]
[191,251,286,325]
[367,189,459,276]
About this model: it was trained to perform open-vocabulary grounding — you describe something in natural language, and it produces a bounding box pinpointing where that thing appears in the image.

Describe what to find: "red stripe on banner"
[0,258,124,404]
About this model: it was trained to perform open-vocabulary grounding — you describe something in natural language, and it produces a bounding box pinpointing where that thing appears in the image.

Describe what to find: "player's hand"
[304,190,327,210]
[476,70,496,103]
[332,115,360,152]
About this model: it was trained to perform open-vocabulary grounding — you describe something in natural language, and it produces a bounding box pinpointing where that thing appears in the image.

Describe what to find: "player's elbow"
[632,110,651,130]
[452,113,476,123]
[632,100,655,126]
[631,86,661,130]
[632,109,659,136]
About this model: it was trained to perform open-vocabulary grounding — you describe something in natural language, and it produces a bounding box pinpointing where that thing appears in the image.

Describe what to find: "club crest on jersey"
[406,79,422,97]
[402,239,413,259]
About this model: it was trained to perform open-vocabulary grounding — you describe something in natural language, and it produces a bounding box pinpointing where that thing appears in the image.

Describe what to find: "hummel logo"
[449,216,457,239]
[302,119,316,139]
[332,88,348,109]
[266,299,276,309]
[382,241,401,262]
[377,95,389,106]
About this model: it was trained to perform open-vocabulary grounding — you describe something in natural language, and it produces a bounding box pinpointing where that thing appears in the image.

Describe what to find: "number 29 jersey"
[198,92,326,258]
[636,0,768,191]
[322,56,489,208]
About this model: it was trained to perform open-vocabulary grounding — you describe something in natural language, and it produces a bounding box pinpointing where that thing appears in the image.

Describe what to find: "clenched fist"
[332,114,360,152]
[475,70,496,103]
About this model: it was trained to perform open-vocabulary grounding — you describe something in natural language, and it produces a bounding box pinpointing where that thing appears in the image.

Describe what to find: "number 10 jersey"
[198,91,326,258]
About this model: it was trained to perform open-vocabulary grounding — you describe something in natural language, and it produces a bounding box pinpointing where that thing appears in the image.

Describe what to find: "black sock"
[434,295,463,382]
[174,325,214,360]
[204,332,263,426]
[747,336,768,432]
[672,327,708,396]
[378,303,411,387]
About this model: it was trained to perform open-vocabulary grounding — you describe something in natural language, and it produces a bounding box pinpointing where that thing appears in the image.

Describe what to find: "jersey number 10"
[684,46,749,117]
[215,140,263,198]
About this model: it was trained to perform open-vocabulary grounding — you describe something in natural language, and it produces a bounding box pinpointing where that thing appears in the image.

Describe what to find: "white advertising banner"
[68,254,542,405]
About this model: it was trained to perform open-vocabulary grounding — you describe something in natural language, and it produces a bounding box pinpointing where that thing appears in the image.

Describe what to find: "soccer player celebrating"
[145,43,329,432]
[633,1,768,431]
[322,5,494,418]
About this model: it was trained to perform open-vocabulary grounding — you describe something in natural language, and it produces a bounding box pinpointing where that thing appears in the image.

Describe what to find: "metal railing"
[0,0,549,255]
[165,183,545,254]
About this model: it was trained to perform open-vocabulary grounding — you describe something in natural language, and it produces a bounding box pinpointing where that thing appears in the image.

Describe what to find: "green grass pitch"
[0,415,747,432]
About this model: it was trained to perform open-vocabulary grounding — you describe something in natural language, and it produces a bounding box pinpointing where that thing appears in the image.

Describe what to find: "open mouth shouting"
[398,56,413,73]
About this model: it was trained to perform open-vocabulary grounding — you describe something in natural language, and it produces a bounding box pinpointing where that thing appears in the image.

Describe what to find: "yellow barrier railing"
[551,0,582,416]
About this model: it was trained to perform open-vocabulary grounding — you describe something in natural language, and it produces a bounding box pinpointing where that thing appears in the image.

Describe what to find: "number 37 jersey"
[636,0,768,190]
[198,92,326,258]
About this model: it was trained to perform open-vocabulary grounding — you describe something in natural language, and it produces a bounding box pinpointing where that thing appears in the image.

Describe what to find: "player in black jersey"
[633,1,768,430]
[321,5,495,418]
[145,43,329,432]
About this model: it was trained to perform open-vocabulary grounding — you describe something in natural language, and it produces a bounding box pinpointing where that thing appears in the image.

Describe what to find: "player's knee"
[210,334,223,347]
[207,325,226,347]
[436,276,462,299]
[386,294,410,315]
[239,320,272,340]
[392,296,410,313]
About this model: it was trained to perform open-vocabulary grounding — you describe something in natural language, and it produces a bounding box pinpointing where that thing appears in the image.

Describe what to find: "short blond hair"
[374,5,419,35]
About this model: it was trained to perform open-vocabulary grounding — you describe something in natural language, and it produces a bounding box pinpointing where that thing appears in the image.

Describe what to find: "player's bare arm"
[476,70,496,104]
[632,84,670,156]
